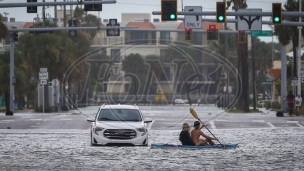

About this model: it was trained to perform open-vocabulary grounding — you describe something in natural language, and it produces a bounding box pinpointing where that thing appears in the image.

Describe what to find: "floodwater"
[0,105,304,170]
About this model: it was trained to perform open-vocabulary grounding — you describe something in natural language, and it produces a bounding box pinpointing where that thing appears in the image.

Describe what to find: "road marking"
[147,120,155,130]
[253,120,265,123]
[36,123,40,125]
[297,123,304,128]
[1,120,14,122]
[30,119,42,121]
[215,120,227,122]
[287,121,298,123]
[209,121,216,129]
[266,122,276,128]
[155,118,166,120]
[60,119,72,121]
[30,126,38,127]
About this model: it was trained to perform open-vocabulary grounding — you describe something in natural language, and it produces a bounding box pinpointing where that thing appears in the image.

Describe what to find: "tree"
[16,25,92,111]
[227,0,250,112]
[274,0,304,77]
[0,14,8,39]
[121,53,146,97]
[0,51,31,112]
[81,14,100,39]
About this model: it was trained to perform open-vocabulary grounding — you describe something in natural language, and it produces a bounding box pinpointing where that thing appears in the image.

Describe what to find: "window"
[160,31,170,44]
[109,66,122,81]
[130,31,148,44]
[160,49,170,63]
[98,109,142,121]
[111,49,120,62]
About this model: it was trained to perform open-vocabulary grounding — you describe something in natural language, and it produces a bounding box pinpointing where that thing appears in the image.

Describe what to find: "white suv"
[87,104,152,146]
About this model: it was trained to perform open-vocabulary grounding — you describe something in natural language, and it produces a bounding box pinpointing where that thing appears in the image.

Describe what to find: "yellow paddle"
[189,108,225,148]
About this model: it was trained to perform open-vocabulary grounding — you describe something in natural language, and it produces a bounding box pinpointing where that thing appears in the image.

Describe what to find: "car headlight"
[136,127,147,136]
[93,126,104,135]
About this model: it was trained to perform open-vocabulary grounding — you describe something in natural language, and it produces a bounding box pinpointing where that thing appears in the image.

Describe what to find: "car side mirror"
[87,117,95,122]
[144,118,152,123]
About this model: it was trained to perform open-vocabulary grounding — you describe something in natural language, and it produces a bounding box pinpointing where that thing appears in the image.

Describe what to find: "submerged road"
[0,105,304,170]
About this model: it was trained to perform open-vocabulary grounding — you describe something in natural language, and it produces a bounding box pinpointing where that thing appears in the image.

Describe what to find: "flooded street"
[0,105,304,170]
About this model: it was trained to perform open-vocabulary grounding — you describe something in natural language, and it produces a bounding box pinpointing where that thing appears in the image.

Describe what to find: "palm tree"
[227,0,250,112]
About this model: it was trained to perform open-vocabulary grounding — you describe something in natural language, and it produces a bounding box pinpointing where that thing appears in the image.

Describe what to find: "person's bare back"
[191,128,206,145]
[191,121,217,146]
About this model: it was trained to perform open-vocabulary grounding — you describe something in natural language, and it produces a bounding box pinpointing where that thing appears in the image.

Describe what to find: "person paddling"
[179,123,195,146]
[191,121,217,146]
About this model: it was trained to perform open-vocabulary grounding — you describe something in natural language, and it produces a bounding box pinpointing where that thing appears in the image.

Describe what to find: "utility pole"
[9,33,15,115]
[224,0,229,109]
[298,0,302,97]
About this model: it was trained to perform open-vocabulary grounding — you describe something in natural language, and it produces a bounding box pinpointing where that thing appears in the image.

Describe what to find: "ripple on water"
[0,128,304,170]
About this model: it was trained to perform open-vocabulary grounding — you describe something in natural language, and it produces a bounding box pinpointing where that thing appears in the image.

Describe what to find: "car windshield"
[97,109,142,122]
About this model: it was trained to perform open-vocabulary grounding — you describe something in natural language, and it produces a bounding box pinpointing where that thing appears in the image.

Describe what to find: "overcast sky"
[0,0,290,43]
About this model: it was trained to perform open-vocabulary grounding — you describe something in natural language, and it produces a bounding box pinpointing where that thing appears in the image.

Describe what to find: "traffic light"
[11,27,18,42]
[68,19,78,37]
[216,2,226,23]
[27,0,37,13]
[12,32,18,42]
[272,3,282,24]
[161,0,177,21]
[238,30,246,43]
[206,25,219,41]
[84,0,102,11]
[184,28,193,41]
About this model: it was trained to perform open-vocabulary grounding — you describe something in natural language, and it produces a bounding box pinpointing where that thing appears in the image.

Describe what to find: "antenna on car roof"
[102,103,105,107]
[134,104,137,107]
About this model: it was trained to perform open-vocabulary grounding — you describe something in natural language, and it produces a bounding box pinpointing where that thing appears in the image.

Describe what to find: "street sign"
[40,80,47,85]
[106,19,120,36]
[291,76,298,86]
[250,30,272,37]
[40,68,47,72]
[238,9,262,30]
[39,72,48,80]
[184,6,202,29]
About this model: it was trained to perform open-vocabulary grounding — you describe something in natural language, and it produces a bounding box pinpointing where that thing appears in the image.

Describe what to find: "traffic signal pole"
[177,17,304,27]
[0,1,116,8]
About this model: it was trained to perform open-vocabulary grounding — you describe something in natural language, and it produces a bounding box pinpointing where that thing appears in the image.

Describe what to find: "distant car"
[174,99,189,104]
[87,104,152,146]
